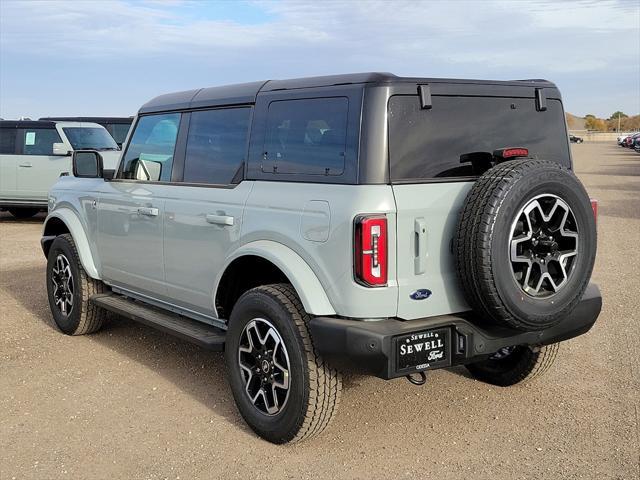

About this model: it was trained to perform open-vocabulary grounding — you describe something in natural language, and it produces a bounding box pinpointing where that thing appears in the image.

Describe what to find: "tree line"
[575,111,640,132]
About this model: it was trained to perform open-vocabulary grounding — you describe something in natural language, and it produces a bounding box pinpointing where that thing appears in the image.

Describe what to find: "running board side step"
[90,293,226,351]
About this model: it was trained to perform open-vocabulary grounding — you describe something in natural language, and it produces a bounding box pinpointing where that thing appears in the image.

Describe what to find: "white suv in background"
[0,120,121,218]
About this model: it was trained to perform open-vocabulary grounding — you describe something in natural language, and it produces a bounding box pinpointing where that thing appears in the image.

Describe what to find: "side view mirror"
[53,142,71,156]
[72,150,104,178]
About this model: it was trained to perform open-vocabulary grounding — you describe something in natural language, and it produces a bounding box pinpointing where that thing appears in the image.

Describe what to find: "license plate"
[396,328,451,372]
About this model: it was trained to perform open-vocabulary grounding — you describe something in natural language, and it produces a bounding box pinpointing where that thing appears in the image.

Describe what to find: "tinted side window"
[183,108,250,185]
[388,96,571,181]
[263,97,348,175]
[22,128,62,155]
[120,113,180,182]
[0,128,18,154]
[110,123,132,145]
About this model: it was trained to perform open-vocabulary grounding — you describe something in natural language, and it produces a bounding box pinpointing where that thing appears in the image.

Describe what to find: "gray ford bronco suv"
[41,73,601,444]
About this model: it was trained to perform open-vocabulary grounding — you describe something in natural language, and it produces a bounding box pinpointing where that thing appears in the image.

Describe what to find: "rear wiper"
[460,151,494,176]
[460,148,531,175]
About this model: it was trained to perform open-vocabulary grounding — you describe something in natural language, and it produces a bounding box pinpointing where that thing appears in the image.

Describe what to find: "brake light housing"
[590,198,598,224]
[354,215,388,287]
[493,147,529,160]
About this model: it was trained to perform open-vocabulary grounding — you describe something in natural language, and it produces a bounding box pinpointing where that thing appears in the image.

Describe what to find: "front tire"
[466,343,560,386]
[46,234,107,335]
[225,284,341,444]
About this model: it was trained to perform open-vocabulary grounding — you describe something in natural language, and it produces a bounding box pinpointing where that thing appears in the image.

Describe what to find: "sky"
[0,0,638,120]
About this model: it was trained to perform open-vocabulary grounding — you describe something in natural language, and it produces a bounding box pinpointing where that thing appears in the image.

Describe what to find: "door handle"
[206,214,234,226]
[19,162,33,168]
[414,217,428,275]
[137,207,159,217]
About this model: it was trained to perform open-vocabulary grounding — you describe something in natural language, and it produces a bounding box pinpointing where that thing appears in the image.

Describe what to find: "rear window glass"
[263,97,348,176]
[388,96,571,182]
[108,123,132,145]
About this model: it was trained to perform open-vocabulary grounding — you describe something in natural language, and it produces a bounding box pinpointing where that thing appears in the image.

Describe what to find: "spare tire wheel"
[454,159,596,331]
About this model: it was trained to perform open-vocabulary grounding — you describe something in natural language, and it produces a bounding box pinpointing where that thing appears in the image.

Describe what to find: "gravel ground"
[1,143,638,480]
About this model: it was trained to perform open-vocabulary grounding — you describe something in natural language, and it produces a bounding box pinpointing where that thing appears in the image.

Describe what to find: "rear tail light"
[354,215,388,287]
[590,198,598,224]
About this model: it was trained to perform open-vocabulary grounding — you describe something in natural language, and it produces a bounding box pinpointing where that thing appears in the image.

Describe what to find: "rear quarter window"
[388,95,571,182]
[262,97,348,176]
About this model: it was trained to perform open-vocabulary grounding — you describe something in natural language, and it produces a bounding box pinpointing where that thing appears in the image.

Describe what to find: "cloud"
[2,0,637,66]
[0,0,638,118]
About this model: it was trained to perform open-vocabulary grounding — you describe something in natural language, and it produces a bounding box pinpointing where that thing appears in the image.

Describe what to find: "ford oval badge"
[410,289,432,300]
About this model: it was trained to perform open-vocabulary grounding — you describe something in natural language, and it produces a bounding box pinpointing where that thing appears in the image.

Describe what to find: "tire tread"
[56,234,106,335]
[466,343,560,386]
[254,284,342,443]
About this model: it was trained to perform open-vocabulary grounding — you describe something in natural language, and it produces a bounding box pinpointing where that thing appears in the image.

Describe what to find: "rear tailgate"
[388,89,571,320]
[393,182,472,319]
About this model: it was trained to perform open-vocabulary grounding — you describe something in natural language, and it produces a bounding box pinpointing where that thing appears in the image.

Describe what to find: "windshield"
[62,127,119,150]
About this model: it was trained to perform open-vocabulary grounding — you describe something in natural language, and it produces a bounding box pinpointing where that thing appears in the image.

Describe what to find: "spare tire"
[454,159,596,331]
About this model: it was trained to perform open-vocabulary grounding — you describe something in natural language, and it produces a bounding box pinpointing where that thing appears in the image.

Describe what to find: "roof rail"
[511,79,551,83]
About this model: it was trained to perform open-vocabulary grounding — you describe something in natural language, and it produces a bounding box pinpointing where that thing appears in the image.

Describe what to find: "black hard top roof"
[139,72,558,114]
[0,120,57,129]
[39,116,133,123]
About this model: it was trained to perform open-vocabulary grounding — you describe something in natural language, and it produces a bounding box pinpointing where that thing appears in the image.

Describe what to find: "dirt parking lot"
[1,143,638,480]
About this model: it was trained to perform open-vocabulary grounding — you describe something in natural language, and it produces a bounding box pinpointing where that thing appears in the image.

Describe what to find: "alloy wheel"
[51,253,74,316]
[237,318,291,416]
[509,194,579,298]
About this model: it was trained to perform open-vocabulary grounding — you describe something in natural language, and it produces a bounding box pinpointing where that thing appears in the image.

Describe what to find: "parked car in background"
[40,116,133,147]
[0,120,121,218]
[623,133,640,148]
[569,134,583,143]
[617,134,630,145]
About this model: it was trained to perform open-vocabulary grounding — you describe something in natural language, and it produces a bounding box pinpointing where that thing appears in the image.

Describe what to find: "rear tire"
[8,207,40,218]
[46,234,107,335]
[466,343,560,386]
[225,283,341,444]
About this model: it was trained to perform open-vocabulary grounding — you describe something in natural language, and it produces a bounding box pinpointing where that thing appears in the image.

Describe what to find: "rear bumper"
[309,283,602,380]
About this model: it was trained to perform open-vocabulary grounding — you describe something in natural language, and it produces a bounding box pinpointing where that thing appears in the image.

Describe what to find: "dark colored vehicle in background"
[39,116,133,147]
[630,133,640,149]
[569,134,583,143]
[619,132,640,148]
